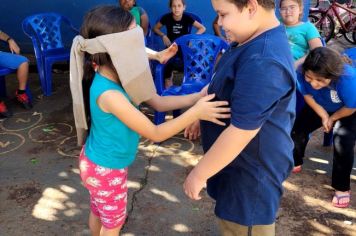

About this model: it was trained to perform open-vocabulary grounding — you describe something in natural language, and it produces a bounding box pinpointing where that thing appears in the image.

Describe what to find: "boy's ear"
[247,0,258,17]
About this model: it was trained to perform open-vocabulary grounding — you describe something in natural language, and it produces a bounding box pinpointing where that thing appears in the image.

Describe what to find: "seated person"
[0,30,32,117]
[153,0,206,88]
[279,0,323,69]
[119,0,149,36]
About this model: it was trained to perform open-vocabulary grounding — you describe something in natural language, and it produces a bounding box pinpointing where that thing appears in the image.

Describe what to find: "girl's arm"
[294,38,323,69]
[145,93,202,112]
[329,107,356,122]
[304,94,330,131]
[140,12,149,36]
[153,21,171,46]
[193,21,206,34]
[99,91,229,142]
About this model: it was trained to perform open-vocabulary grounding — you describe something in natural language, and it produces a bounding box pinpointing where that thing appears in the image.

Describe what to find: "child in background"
[212,15,228,42]
[153,0,206,88]
[0,30,33,117]
[279,0,323,69]
[183,0,296,235]
[72,6,230,236]
[292,47,356,208]
[119,0,149,36]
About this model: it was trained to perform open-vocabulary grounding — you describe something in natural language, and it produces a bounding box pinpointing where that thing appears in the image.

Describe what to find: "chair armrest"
[154,63,166,95]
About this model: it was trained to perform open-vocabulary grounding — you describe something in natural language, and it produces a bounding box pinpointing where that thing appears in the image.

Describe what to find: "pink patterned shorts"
[79,147,128,229]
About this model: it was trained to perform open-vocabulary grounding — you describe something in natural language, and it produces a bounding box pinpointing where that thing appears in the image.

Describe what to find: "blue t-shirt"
[297,64,356,112]
[285,22,320,60]
[201,24,296,226]
[85,73,140,169]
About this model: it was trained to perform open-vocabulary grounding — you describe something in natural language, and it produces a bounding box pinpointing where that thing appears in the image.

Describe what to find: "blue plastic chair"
[0,66,32,102]
[343,47,356,67]
[22,12,78,96]
[154,34,229,124]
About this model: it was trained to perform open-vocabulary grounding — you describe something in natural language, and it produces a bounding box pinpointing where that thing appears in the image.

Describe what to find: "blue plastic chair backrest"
[175,34,229,86]
[22,13,71,51]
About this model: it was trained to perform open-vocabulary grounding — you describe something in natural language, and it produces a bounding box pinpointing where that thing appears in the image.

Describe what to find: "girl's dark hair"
[80,5,133,83]
[80,6,133,126]
[169,0,186,7]
[227,0,275,10]
[302,47,344,81]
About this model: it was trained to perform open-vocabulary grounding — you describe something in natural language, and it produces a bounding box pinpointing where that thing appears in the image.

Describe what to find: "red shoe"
[0,101,12,118]
[16,91,32,110]
[292,165,302,174]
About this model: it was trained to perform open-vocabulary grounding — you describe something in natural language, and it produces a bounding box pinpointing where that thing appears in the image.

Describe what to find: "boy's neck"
[239,9,280,46]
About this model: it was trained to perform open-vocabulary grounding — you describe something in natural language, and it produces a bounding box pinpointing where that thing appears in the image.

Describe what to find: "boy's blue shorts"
[0,51,28,69]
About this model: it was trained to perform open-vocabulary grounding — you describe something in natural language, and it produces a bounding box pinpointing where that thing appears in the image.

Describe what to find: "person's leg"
[89,210,102,236]
[100,225,122,236]
[292,105,322,168]
[331,113,356,207]
[16,61,29,90]
[146,43,178,64]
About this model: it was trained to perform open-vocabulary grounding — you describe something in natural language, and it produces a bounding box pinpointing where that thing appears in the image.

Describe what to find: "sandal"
[332,191,351,208]
[292,165,302,174]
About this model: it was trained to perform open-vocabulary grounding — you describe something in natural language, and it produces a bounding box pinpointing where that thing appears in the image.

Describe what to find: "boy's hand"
[183,169,206,200]
[184,120,200,140]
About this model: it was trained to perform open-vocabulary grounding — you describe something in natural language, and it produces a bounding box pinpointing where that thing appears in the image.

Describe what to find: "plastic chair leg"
[0,76,7,98]
[154,111,166,125]
[36,61,47,96]
[44,61,53,96]
[323,132,333,147]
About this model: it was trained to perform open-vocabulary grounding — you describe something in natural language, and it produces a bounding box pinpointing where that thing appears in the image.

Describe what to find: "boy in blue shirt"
[183,0,296,234]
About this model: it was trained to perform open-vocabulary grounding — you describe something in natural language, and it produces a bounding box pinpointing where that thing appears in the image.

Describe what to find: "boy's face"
[171,0,186,18]
[119,0,135,11]
[212,0,257,44]
[304,70,331,90]
[280,0,301,26]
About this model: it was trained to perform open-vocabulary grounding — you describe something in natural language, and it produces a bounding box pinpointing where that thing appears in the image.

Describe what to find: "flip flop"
[332,191,351,208]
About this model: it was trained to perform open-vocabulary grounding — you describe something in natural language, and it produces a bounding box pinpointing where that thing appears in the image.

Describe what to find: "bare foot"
[158,43,178,64]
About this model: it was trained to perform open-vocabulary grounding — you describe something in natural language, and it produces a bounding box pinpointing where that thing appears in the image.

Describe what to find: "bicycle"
[309,0,356,44]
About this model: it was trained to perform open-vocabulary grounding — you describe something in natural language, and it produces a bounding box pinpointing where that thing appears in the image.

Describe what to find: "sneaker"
[16,91,32,110]
[0,101,12,118]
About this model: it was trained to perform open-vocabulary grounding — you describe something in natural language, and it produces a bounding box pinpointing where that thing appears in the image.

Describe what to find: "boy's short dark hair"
[227,0,275,10]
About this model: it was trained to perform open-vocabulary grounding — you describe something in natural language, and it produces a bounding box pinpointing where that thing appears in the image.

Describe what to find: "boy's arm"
[184,124,259,200]
[193,21,206,34]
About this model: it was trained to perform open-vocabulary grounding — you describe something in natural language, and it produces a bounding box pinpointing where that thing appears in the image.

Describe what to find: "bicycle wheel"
[309,10,335,42]
[343,19,356,44]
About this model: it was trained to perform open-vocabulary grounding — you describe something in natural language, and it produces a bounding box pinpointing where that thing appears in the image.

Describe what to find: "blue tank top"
[85,73,140,169]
